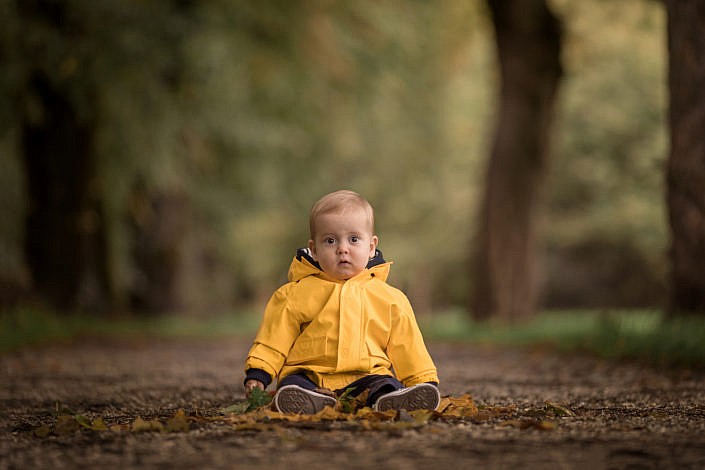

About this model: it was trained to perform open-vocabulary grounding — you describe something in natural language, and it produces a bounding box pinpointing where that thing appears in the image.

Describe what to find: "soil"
[2,337,705,469]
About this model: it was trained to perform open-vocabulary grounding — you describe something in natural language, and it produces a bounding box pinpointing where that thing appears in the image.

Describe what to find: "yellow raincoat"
[245,253,439,391]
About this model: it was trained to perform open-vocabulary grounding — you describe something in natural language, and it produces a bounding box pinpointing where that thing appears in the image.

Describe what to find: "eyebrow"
[318,231,365,238]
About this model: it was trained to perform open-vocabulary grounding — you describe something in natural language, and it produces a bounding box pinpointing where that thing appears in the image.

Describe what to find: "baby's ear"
[307,239,317,260]
[369,235,379,257]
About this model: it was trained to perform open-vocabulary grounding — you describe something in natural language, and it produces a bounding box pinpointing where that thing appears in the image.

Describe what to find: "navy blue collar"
[295,247,386,270]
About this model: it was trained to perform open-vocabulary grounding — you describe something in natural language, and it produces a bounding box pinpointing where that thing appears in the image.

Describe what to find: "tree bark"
[472,0,562,322]
[664,0,705,315]
[17,0,112,312]
[21,73,111,312]
[127,181,189,314]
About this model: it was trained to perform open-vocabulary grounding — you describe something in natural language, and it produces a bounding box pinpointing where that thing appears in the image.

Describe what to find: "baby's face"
[308,209,378,281]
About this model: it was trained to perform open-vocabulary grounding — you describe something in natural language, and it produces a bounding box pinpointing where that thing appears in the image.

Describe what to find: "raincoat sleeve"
[245,284,302,380]
[386,294,439,386]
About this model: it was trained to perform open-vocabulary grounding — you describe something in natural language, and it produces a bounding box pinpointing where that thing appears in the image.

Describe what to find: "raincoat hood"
[288,247,390,283]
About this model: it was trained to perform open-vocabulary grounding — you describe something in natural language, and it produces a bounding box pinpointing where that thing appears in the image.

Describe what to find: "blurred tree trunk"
[17,1,112,312]
[20,72,111,312]
[127,181,189,314]
[665,0,705,316]
[471,0,562,322]
[123,1,195,315]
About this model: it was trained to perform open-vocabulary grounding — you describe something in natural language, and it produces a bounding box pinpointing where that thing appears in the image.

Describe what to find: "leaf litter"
[28,393,560,438]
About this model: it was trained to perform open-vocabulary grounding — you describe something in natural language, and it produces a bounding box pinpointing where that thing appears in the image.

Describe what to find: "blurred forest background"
[0,0,678,320]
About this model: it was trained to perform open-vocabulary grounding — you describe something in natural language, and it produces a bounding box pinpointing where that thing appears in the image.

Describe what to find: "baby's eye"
[350,236,359,243]
[324,237,336,245]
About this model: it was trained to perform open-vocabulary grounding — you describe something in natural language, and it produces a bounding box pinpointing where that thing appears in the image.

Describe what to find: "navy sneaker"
[373,383,441,412]
[274,385,337,414]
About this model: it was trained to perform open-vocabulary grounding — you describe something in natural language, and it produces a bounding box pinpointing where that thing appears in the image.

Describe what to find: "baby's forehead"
[314,208,373,232]
[320,204,367,217]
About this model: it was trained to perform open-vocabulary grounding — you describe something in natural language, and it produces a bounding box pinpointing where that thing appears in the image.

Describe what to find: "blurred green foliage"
[421,309,705,367]
[0,0,666,313]
[543,0,667,307]
[3,307,703,367]
[0,306,262,352]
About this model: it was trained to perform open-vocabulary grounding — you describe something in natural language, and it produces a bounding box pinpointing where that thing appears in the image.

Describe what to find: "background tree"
[471,0,562,321]
[664,0,705,315]
[11,0,200,313]
[0,1,669,317]
[16,0,111,311]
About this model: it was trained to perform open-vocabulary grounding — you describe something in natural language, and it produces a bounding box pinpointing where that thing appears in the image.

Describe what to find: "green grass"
[420,309,705,367]
[3,307,705,367]
[0,307,262,353]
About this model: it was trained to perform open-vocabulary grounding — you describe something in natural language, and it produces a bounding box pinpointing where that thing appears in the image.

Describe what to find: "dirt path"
[2,337,705,469]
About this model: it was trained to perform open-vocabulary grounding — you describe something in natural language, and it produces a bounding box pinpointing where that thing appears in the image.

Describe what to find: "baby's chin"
[330,266,365,280]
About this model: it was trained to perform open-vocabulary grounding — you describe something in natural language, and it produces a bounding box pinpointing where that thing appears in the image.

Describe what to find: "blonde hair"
[309,190,375,239]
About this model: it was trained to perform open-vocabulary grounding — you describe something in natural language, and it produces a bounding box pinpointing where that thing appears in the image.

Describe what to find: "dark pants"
[278,373,404,408]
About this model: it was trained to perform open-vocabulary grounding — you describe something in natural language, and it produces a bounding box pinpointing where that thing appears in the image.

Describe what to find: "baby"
[243,190,439,413]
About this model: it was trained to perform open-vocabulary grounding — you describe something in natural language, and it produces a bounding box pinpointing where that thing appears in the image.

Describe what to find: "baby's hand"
[244,379,265,397]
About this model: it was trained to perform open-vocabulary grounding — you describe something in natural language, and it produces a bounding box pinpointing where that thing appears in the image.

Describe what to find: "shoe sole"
[374,384,440,412]
[274,385,337,414]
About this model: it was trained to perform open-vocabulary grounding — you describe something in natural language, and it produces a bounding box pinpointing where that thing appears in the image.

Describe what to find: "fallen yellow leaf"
[33,425,52,438]
[437,394,478,418]
[165,409,190,432]
[131,417,164,433]
[90,417,109,432]
[54,415,79,435]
